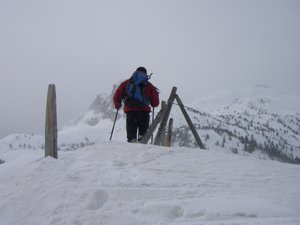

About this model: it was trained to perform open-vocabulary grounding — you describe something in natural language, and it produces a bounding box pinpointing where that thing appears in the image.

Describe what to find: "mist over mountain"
[1,85,299,164]
[66,83,119,127]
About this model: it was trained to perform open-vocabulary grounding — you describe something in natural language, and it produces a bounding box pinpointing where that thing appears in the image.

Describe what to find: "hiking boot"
[128,139,139,143]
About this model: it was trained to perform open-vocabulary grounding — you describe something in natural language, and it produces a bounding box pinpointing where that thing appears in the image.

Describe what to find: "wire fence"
[172,102,300,150]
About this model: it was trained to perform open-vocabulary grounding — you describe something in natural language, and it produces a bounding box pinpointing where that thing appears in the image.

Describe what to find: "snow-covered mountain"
[170,85,300,163]
[163,85,300,163]
[1,85,299,164]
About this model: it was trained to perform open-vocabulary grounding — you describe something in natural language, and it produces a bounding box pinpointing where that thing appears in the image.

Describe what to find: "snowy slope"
[0,142,300,225]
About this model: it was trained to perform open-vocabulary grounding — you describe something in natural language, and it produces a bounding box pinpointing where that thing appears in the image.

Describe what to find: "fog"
[1,0,299,138]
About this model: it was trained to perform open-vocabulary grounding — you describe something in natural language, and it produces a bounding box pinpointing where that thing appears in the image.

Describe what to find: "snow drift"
[0,142,300,225]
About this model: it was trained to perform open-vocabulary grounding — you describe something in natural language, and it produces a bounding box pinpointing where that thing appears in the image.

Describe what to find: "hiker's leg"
[126,111,138,142]
[137,111,150,140]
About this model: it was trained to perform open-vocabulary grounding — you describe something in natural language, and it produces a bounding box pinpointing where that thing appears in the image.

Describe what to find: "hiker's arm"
[149,85,159,108]
[113,82,126,109]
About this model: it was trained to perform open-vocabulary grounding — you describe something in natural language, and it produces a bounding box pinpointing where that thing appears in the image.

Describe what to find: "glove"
[115,102,121,110]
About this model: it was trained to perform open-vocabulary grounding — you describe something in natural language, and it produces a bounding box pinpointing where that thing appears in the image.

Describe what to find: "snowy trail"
[0,142,300,225]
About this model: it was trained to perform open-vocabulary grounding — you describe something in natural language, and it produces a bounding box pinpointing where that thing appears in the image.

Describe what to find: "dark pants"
[126,111,150,142]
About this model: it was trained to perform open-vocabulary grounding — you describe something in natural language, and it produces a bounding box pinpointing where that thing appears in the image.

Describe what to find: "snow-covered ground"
[1,141,299,225]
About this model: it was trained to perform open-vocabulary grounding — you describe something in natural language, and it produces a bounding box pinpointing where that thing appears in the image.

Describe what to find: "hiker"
[113,67,159,142]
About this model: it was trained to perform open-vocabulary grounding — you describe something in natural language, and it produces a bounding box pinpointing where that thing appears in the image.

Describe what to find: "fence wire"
[172,102,300,150]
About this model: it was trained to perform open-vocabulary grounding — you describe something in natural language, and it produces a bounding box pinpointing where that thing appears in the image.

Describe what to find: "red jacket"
[113,79,159,113]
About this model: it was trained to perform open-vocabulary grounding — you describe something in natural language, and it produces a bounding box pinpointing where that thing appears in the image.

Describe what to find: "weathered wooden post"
[140,101,167,144]
[175,95,205,149]
[141,86,206,149]
[154,87,177,146]
[45,84,58,158]
[165,118,173,147]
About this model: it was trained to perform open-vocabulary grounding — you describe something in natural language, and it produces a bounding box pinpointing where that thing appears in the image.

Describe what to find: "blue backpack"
[123,71,150,107]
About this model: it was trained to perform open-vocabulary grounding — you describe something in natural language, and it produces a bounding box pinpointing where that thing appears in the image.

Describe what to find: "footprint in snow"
[86,189,108,210]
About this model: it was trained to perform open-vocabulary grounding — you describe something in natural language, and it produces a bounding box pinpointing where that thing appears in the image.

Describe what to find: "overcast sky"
[0,0,299,138]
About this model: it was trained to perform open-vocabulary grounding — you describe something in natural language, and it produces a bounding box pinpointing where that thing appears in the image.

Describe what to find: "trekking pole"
[110,109,119,141]
[151,107,155,144]
[148,73,153,80]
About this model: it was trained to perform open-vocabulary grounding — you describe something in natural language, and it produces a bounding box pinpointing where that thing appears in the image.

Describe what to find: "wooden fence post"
[140,101,167,144]
[165,118,173,147]
[45,84,58,158]
[154,87,177,146]
[175,95,205,149]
